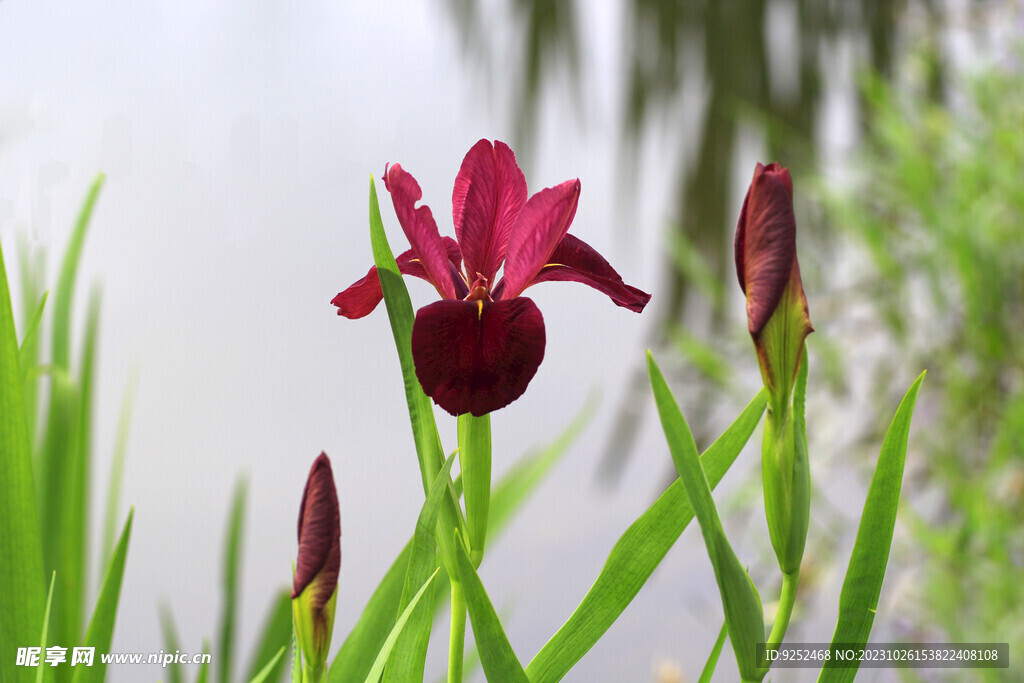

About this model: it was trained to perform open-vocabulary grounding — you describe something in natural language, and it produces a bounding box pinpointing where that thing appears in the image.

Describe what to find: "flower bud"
[292,452,341,680]
[734,162,812,412]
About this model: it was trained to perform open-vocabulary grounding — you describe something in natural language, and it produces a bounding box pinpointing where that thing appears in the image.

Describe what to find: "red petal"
[411,298,545,416]
[452,140,527,284]
[734,163,797,335]
[332,239,463,318]
[384,163,457,300]
[292,452,341,605]
[499,179,581,301]
[529,234,651,312]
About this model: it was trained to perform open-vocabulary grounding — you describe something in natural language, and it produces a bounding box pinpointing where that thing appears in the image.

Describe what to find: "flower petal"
[411,298,545,416]
[499,179,581,301]
[384,163,457,300]
[452,139,527,284]
[528,234,651,312]
[331,238,463,319]
[734,162,796,336]
[292,452,341,605]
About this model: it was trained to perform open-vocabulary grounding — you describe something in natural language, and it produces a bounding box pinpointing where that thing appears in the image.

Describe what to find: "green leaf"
[819,371,926,683]
[71,509,133,683]
[197,638,212,683]
[452,537,529,682]
[698,622,728,683]
[219,479,247,683]
[383,452,457,682]
[17,238,46,447]
[244,589,293,683]
[0,237,47,683]
[363,570,440,683]
[364,177,464,580]
[158,604,184,683]
[52,174,104,371]
[648,352,764,681]
[36,572,57,683]
[102,373,137,575]
[19,290,49,373]
[526,389,766,682]
[250,646,287,683]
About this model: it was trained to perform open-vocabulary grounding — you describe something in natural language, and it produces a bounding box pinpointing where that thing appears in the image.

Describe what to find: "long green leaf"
[362,570,439,683]
[526,389,767,682]
[648,352,763,681]
[36,572,57,683]
[0,237,47,683]
[198,638,213,683]
[71,509,133,683]
[452,533,528,682]
[383,452,457,681]
[52,174,104,370]
[17,238,45,447]
[219,478,247,683]
[250,646,287,683]
[818,371,925,683]
[18,290,49,372]
[102,373,137,572]
[159,604,184,683]
[365,177,465,592]
[244,589,293,683]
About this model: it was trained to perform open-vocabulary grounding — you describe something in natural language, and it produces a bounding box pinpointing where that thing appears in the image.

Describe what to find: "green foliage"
[833,55,1024,661]
[648,352,764,680]
[219,479,247,683]
[0,237,47,683]
[820,373,924,682]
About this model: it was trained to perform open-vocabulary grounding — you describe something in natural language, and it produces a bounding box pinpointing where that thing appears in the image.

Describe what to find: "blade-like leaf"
[219,478,247,683]
[698,622,728,683]
[383,452,457,681]
[244,589,293,683]
[197,638,212,683]
[159,604,184,683]
[0,237,47,683]
[19,290,49,372]
[36,572,57,683]
[526,389,767,682]
[102,373,137,573]
[362,570,440,683]
[52,174,104,371]
[648,352,764,680]
[71,509,133,683]
[250,646,287,683]
[17,238,45,447]
[818,371,925,683]
[365,177,464,587]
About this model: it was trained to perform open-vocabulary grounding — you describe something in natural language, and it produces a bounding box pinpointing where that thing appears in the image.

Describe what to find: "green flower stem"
[458,412,491,567]
[767,570,800,653]
[448,580,468,683]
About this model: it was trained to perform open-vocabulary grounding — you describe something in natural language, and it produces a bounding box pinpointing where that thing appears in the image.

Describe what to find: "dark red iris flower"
[333,139,651,416]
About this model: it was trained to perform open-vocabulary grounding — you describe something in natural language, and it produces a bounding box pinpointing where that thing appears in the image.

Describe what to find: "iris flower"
[333,139,650,416]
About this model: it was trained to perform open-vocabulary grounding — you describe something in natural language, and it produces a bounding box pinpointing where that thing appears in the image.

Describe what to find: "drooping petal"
[331,238,463,319]
[452,139,527,284]
[527,234,651,312]
[384,163,457,300]
[734,162,796,336]
[411,298,545,416]
[499,179,581,301]
[292,452,341,605]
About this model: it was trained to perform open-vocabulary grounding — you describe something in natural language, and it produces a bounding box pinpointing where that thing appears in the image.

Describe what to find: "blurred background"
[1,0,1021,681]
